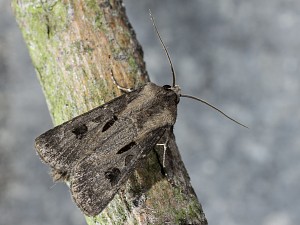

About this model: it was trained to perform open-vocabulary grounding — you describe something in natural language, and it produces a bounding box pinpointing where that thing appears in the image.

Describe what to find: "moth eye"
[117,142,136,154]
[124,155,134,166]
[163,85,171,89]
[102,115,118,132]
[71,124,88,139]
[104,167,121,186]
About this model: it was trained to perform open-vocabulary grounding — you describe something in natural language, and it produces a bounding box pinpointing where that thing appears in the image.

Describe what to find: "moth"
[35,12,247,216]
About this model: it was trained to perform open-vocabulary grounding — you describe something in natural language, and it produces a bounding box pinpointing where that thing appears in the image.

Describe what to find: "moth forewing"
[35,87,144,181]
[35,82,180,216]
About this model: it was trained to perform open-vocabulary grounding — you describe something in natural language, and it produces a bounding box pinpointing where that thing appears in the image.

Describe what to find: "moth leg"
[156,142,168,168]
[110,69,134,93]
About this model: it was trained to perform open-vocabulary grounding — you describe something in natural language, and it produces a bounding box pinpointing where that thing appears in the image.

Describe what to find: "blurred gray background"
[1,0,300,224]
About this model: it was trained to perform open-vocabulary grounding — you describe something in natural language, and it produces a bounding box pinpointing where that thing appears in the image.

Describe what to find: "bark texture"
[12,0,207,224]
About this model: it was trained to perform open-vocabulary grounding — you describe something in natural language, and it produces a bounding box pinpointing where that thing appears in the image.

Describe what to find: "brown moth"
[35,11,246,216]
[36,81,178,216]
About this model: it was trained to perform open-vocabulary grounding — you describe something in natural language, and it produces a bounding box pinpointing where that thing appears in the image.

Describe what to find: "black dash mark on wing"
[72,124,88,139]
[117,142,136,154]
[104,168,121,186]
[102,115,118,132]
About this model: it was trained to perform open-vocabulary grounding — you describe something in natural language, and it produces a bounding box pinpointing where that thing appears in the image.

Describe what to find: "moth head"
[163,84,181,104]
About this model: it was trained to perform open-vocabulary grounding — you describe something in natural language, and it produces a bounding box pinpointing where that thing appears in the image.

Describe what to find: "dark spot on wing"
[117,142,136,154]
[104,168,121,186]
[132,198,139,207]
[102,115,118,132]
[132,196,141,207]
[72,124,88,139]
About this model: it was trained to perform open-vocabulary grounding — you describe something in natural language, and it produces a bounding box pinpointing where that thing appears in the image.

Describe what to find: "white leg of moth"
[110,69,134,93]
[156,143,168,168]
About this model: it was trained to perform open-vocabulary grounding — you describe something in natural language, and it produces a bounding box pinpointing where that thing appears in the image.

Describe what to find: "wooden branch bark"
[12,0,208,224]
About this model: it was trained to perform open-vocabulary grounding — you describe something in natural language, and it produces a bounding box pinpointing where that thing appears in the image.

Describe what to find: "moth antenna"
[149,10,247,128]
[149,9,176,87]
[180,94,249,128]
